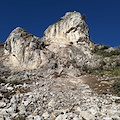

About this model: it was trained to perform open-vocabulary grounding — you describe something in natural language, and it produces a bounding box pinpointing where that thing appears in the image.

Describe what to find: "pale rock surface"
[3,27,45,70]
[0,93,3,100]
[18,104,26,115]
[42,112,49,119]
[27,115,42,120]
[44,12,93,49]
[7,86,14,91]
[0,102,6,108]
[3,12,98,70]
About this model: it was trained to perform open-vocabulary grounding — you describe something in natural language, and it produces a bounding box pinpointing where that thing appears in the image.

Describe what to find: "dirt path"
[59,74,114,95]
[80,75,112,94]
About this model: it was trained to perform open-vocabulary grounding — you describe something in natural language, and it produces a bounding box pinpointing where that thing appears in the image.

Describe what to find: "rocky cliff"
[3,12,97,71]
[44,12,92,48]
[3,27,46,69]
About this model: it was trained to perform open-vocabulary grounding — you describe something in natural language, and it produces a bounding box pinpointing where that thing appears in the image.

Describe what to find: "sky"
[0,0,120,47]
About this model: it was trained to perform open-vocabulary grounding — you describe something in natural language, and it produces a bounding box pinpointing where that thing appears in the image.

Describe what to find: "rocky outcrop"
[3,12,97,70]
[3,27,47,70]
[44,12,93,50]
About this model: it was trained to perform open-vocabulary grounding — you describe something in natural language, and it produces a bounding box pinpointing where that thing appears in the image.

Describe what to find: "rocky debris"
[0,102,6,108]
[0,74,120,120]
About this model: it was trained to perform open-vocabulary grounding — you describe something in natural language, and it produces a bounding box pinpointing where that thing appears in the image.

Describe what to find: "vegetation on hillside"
[93,45,120,57]
[86,44,120,76]
[111,80,120,96]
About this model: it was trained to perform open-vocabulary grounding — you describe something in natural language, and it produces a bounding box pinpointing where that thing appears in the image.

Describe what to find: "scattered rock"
[18,104,26,115]
[7,86,14,91]
[42,112,50,119]
[0,102,6,108]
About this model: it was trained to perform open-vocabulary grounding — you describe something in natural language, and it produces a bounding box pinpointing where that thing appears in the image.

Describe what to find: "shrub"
[111,80,120,96]
[58,18,64,22]
[116,59,120,66]
[11,114,25,120]
[82,14,87,20]
[112,69,120,76]
[70,42,73,44]
[9,80,22,85]
[93,45,120,57]
[110,50,120,56]
[101,45,110,50]
[0,78,5,83]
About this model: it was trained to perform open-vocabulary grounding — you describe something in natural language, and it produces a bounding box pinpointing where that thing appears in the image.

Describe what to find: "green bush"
[11,114,25,120]
[0,78,5,83]
[110,50,120,56]
[112,69,120,76]
[100,45,110,50]
[70,42,73,44]
[112,80,120,95]
[58,18,64,22]
[10,80,22,85]
[93,45,120,57]
[82,14,87,20]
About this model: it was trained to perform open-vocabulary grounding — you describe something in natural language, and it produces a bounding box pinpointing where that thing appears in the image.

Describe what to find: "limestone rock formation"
[44,12,93,49]
[3,27,46,69]
[3,12,97,70]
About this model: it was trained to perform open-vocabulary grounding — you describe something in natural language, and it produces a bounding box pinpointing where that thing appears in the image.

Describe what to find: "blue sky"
[0,0,120,47]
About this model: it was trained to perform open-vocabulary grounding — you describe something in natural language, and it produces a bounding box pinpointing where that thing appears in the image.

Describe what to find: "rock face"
[3,12,97,70]
[4,27,46,69]
[44,12,93,49]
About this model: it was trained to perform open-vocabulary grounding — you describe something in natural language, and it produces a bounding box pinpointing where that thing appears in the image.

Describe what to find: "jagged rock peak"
[11,27,27,34]
[6,27,32,42]
[59,11,82,21]
[3,27,45,70]
[44,11,92,48]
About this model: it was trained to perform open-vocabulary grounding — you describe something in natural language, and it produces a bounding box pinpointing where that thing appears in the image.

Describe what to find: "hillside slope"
[0,12,120,120]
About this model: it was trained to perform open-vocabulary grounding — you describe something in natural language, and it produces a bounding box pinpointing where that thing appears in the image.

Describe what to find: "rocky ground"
[0,68,120,120]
